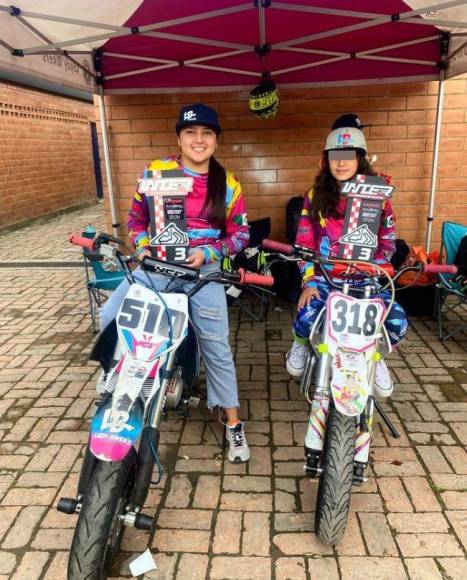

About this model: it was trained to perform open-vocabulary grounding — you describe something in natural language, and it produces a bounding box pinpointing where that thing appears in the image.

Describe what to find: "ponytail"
[203,156,227,231]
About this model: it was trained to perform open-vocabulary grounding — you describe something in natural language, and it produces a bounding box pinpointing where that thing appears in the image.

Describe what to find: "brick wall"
[98,75,467,247]
[0,81,96,231]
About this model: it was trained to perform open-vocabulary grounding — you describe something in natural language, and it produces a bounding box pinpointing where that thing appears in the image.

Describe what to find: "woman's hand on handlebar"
[185,250,205,269]
[137,248,152,260]
[298,285,320,310]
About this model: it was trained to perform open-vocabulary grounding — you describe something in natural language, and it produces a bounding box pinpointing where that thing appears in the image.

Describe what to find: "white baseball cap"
[324,127,367,154]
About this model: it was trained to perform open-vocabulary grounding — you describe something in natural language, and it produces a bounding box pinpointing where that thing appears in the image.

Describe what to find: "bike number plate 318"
[327,291,385,352]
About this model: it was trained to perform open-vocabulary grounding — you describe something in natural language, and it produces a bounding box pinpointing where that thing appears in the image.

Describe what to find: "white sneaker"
[286,341,308,378]
[374,360,393,397]
[226,421,250,463]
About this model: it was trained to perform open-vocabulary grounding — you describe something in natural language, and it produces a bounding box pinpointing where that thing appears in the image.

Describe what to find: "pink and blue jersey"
[296,188,396,288]
[128,157,249,264]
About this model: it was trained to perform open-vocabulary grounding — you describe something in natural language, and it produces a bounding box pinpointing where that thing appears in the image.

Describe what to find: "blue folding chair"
[81,226,125,333]
[435,221,467,340]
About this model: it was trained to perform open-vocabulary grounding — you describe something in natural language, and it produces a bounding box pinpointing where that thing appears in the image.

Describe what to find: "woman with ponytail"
[101,104,251,462]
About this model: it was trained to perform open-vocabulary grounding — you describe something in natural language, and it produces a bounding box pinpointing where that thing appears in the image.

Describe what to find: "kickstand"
[374,399,401,439]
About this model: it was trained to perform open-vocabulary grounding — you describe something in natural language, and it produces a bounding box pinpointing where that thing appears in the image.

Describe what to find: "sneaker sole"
[228,450,250,463]
[286,361,305,378]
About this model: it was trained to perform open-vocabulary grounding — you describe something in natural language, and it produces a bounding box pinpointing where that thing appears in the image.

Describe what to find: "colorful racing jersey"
[128,157,249,264]
[296,188,396,288]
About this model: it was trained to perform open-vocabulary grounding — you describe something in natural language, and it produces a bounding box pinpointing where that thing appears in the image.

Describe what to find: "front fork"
[304,365,375,484]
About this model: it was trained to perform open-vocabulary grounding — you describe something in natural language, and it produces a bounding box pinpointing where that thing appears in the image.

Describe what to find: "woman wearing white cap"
[286,114,408,396]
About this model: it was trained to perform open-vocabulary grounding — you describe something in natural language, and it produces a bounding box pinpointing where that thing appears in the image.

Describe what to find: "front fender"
[90,396,144,462]
[330,349,370,416]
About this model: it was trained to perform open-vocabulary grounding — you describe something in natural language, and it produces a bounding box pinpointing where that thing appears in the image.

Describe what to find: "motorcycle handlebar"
[69,233,95,250]
[262,238,395,277]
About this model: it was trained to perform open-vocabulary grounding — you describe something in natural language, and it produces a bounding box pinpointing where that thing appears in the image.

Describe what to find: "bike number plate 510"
[327,291,385,352]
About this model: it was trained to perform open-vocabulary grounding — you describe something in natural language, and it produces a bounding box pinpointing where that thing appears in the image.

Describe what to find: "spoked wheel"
[315,405,356,545]
[67,449,137,580]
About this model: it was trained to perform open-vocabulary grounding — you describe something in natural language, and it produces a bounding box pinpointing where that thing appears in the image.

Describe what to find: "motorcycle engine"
[165,366,184,409]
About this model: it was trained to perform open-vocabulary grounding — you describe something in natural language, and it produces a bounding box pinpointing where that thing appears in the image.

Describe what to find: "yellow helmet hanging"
[249,78,279,119]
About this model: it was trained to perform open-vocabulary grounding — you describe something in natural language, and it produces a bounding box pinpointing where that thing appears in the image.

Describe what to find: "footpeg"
[135,513,153,531]
[353,462,368,486]
[187,396,200,408]
[120,511,154,531]
[57,497,81,514]
[304,448,322,478]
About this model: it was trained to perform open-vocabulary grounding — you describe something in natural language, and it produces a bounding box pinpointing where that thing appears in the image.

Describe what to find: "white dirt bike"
[58,232,273,580]
[262,238,455,545]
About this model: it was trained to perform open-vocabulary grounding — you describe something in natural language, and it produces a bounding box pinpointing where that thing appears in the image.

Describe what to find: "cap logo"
[183,110,197,121]
[337,132,353,146]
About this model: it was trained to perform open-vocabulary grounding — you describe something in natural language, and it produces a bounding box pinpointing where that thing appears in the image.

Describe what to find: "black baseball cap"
[331,113,368,131]
[175,103,221,135]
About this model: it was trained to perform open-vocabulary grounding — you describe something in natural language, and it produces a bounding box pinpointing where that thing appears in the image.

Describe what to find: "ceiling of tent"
[0,0,466,95]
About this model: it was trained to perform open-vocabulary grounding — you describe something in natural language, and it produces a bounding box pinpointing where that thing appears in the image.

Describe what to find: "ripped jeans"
[100,260,239,409]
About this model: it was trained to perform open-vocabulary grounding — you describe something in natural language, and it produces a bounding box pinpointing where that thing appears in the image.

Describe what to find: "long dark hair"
[310,151,376,221]
[203,156,227,230]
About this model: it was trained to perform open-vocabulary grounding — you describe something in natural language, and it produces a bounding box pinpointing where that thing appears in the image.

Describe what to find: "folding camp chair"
[83,250,125,332]
[80,226,125,333]
[435,221,467,341]
[226,217,272,322]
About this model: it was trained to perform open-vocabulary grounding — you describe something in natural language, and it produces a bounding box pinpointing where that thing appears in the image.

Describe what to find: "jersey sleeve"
[127,165,152,252]
[295,191,317,288]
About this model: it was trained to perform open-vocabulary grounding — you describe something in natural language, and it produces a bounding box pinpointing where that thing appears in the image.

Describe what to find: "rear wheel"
[68,449,136,580]
[315,406,355,545]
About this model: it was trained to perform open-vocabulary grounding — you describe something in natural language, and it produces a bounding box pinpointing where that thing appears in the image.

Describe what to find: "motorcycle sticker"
[330,349,369,416]
[327,292,385,353]
[90,397,144,461]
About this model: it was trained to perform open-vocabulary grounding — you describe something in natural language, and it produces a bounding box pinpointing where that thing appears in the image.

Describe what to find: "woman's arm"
[127,169,151,254]
[202,173,250,264]
[296,191,318,288]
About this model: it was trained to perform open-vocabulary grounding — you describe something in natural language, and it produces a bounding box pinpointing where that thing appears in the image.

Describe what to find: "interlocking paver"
[0,205,466,578]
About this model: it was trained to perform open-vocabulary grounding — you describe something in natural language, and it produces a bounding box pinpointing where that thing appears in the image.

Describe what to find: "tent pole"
[97,86,119,238]
[426,71,445,252]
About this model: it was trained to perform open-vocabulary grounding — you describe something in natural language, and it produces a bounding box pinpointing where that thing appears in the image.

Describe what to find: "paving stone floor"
[0,204,466,579]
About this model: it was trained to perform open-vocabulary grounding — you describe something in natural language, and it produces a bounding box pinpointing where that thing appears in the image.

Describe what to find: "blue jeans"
[100,261,239,409]
[293,279,408,346]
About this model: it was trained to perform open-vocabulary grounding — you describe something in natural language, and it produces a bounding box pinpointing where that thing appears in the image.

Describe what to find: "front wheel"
[68,449,136,580]
[315,406,355,545]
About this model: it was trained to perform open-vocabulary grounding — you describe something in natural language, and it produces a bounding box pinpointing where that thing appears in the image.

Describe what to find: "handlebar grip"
[238,268,275,287]
[261,239,293,255]
[424,263,458,275]
[69,233,95,250]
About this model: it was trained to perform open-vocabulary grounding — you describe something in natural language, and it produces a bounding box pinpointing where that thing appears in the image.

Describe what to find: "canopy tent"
[1,0,467,246]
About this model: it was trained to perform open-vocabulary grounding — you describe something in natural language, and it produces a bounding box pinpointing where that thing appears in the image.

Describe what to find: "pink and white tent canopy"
[0,0,467,94]
[1,0,466,246]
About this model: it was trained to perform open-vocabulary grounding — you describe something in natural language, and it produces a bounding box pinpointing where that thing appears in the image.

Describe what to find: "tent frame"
[2,0,467,246]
